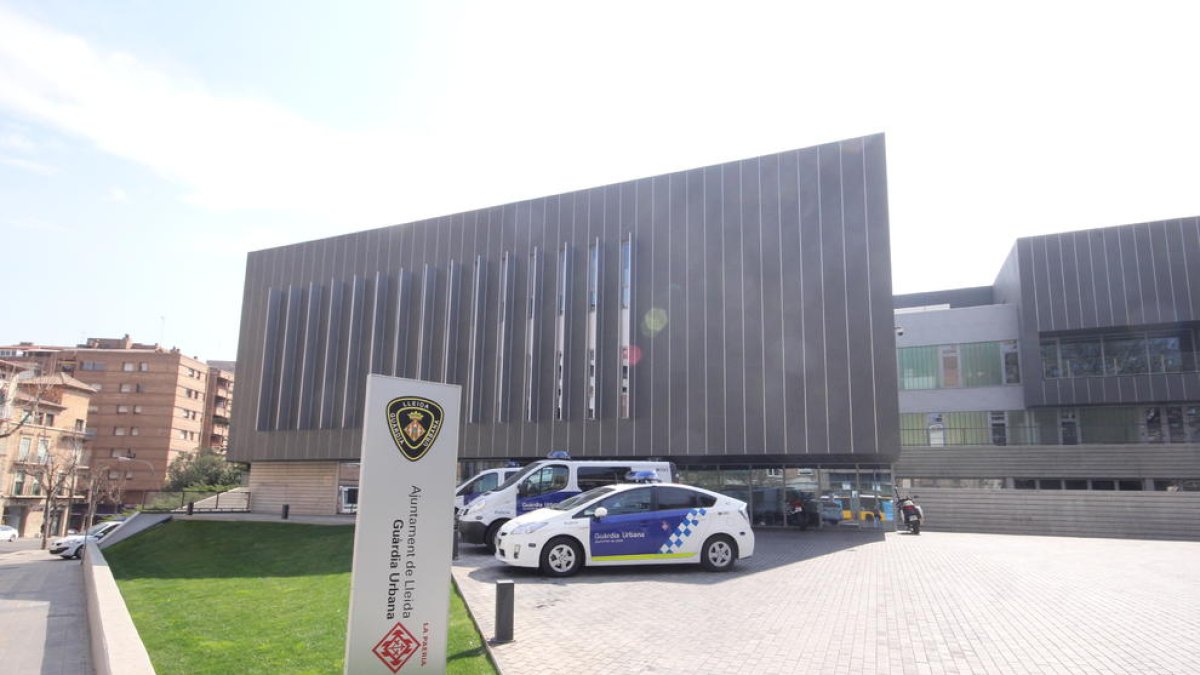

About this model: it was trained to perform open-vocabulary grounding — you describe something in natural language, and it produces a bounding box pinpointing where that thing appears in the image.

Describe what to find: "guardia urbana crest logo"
[385,396,444,461]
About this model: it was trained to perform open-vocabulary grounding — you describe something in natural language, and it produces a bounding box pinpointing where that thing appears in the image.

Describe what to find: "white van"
[459,459,675,551]
[455,467,523,513]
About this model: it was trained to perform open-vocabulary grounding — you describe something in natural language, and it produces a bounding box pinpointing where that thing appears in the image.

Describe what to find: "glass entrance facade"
[672,465,894,529]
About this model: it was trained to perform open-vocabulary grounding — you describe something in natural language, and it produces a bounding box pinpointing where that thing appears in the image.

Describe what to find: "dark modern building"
[893,217,1200,539]
[231,135,902,522]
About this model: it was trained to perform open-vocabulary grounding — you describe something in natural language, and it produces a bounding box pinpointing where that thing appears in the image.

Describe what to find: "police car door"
[515,464,570,514]
[586,487,659,564]
[650,486,712,560]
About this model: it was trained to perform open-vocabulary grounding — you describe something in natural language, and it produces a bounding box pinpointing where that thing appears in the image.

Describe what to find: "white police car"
[494,482,754,577]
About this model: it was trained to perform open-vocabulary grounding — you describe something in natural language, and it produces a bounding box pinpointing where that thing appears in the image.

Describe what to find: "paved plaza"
[452,528,1200,675]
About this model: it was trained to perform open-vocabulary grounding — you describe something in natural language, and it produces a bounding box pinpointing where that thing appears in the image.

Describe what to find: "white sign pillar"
[344,376,461,674]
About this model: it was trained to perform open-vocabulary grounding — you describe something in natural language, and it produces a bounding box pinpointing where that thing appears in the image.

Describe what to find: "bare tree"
[26,435,86,548]
[83,466,129,530]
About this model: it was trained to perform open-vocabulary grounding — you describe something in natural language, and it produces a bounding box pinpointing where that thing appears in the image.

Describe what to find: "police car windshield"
[495,463,541,492]
[549,486,616,511]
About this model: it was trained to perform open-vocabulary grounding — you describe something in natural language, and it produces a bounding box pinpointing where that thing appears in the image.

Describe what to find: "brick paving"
[452,529,1200,675]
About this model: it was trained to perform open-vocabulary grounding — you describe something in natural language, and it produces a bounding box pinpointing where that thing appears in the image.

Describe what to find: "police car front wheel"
[539,537,583,577]
[701,535,737,572]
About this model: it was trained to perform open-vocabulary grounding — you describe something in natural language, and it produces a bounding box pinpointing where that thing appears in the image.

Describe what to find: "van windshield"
[549,486,615,511]
[495,463,541,492]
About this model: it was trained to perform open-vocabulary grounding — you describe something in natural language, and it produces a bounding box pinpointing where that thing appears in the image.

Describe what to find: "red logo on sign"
[372,622,420,673]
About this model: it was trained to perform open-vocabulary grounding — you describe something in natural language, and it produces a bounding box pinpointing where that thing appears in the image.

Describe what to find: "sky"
[2,1,1199,362]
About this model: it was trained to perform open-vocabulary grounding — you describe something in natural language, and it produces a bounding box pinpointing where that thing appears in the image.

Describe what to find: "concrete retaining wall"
[100,512,172,549]
[83,542,156,675]
[913,488,1200,540]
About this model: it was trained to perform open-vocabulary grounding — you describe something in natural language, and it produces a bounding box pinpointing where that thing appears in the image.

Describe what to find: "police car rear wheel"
[701,535,736,572]
[540,537,583,577]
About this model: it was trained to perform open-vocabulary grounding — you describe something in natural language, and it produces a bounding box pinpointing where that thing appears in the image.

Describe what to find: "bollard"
[187,501,194,516]
[452,515,460,561]
[493,580,514,644]
[282,504,290,520]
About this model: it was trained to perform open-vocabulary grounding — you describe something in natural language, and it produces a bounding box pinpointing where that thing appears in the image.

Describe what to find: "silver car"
[0,525,17,542]
[49,520,123,559]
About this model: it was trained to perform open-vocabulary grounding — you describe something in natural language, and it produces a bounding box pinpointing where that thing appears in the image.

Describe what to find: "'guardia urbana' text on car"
[495,482,754,577]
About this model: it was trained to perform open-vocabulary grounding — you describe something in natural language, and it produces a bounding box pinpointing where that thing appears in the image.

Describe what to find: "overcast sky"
[2,1,1198,361]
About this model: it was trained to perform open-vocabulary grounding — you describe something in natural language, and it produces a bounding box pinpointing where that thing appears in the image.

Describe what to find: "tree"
[165,447,244,491]
[26,436,85,548]
[83,467,128,529]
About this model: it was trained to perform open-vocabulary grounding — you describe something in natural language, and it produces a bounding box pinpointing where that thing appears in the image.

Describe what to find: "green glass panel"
[943,411,990,445]
[898,346,938,390]
[961,342,1002,387]
[900,413,928,446]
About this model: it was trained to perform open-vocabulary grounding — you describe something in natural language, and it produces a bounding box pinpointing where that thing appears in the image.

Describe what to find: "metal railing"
[137,489,251,513]
[901,423,1200,448]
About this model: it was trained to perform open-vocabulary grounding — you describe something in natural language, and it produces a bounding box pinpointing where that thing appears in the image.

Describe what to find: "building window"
[443,260,460,383]
[495,252,514,422]
[133,405,143,414]
[554,243,570,421]
[12,470,26,496]
[140,362,150,372]
[618,233,633,419]
[524,247,541,422]
[586,238,600,420]
[17,437,31,460]
[117,405,130,414]
[120,383,134,393]
[81,361,104,371]
[115,427,128,436]
[1040,327,1199,380]
[940,345,960,388]
[467,256,486,423]
[123,362,136,372]
[131,427,140,436]
[1002,341,1020,384]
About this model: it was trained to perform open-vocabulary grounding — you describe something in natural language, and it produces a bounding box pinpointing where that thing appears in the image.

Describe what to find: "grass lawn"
[104,520,495,675]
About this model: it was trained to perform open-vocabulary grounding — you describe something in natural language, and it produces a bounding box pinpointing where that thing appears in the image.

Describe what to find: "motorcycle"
[898,495,923,535]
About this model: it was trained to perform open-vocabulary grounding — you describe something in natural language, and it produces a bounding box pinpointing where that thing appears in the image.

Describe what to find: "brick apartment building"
[0,336,235,509]
[202,363,235,451]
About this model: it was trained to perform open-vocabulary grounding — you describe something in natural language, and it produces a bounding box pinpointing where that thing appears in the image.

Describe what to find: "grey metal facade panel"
[1012,217,1200,408]
[229,135,899,464]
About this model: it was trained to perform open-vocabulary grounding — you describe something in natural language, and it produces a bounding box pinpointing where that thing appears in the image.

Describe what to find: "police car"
[494,480,754,577]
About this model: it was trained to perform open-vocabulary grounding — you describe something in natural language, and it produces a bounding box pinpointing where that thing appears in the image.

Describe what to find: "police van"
[458,458,675,551]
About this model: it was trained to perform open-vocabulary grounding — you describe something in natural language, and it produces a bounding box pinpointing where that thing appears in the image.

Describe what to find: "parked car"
[495,482,754,577]
[48,520,123,559]
[0,524,17,542]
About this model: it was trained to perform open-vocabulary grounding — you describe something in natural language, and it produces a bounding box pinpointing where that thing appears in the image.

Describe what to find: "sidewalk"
[0,546,92,674]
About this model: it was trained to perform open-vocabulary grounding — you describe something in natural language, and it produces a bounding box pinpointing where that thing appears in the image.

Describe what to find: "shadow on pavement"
[460,527,889,587]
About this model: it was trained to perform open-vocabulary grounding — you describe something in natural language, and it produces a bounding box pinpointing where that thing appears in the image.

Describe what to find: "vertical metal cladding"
[1013,217,1200,407]
[230,135,899,463]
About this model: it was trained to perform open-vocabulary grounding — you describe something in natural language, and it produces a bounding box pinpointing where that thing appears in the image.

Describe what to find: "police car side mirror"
[593,507,608,520]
